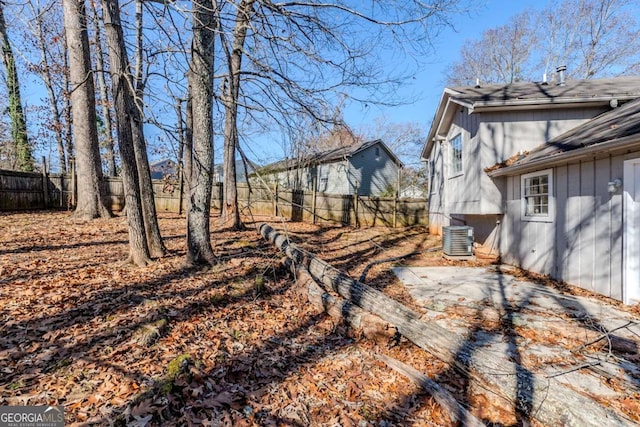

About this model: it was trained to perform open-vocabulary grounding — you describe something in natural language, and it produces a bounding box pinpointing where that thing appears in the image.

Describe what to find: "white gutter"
[488,134,640,177]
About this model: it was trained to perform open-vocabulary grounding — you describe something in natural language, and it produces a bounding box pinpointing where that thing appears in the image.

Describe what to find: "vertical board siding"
[565,163,582,286]
[554,165,569,281]
[473,107,606,216]
[579,161,596,292]
[500,151,634,301]
[594,157,612,296]
[428,141,446,235]
[261,143,399,197]
[610,157,625,300]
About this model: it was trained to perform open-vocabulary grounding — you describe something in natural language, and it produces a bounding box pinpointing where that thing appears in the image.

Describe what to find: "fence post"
[71,158,77,208]
[274,183,278,216]
[178,164,184,215]
[354,184,359,227]
[41,156,49,208]
[312,177,317,224]
[393,192,398,228]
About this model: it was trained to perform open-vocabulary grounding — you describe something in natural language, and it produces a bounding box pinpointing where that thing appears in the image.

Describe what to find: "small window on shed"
[375,147,380,157]
[521,169,554,222]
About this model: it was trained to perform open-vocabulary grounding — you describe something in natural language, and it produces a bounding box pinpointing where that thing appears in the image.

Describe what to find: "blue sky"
[342,0,550,135]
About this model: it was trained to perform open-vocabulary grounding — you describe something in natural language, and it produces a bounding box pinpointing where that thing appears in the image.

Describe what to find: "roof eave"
[422,89,461,160]
[471,95,637,113]
[488,135,640,177]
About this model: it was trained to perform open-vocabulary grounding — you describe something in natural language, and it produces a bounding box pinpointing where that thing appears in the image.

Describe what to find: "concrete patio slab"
[392,266,640,339]
[392,265,640,417]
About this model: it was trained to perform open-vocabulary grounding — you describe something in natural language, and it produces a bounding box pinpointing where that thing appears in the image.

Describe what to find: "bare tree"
[0,2,33,171]
[88,0,117,176]
[25,0,68,172]
[449,0,640,85]
[362,116,425,164]
[101,0,153,265]
[130,0,166,258]
[568,0,640,78]
[448,11,537,85]
[214,0,464,226]
[217,0,254,230]
[185,0,216,266]
[62,0,111,218]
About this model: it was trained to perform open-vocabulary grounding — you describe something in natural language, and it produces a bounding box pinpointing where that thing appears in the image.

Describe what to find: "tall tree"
[185,0,216,266]
[101,0,153,265]
[449,0,640,85]
[548,0,640,78]
[218,0,254,230]
[62,0,111,218]
[448,11,537,86]
[0,2,33,171]
[126,0,166,257]
[26,0,68,172]
[88,0,117,176]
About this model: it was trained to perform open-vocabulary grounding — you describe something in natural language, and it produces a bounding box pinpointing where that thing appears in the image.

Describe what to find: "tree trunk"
[175,98,185,215]
[0,3,33,172]
[185,0,216,266]
[62,0,111,219]
[88,0,117,177]
[130,0,165,258]
[184,86,193,214]
[101,0,150,266]
[260,223,637,427]
[33,5,66,173]
[63,30,74,172]
[219,0,254,230]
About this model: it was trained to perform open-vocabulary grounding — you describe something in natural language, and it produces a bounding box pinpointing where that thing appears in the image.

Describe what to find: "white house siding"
[499,153,635,301]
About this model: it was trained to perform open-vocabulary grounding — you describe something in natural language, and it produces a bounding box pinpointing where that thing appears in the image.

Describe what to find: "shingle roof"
[259,139,401,172]
[423,76,640,160]
[447,77,640,107]
[488,96,640,175]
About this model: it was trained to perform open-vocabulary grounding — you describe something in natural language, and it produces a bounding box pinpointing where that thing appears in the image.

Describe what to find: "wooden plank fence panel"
[0,170,44,210]
[0,171,428,227]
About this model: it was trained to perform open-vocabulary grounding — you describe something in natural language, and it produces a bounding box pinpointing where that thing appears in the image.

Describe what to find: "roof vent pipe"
[542,73,548,85]
[556,65,567,86]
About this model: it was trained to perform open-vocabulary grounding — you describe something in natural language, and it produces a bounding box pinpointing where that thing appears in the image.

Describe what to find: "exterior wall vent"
[443,226,474,257]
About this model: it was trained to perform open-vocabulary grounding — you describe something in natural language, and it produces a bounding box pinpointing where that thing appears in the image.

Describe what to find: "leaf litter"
[0,211,638,426]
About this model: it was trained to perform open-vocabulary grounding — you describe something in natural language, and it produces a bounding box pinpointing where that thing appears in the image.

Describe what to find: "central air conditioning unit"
[443,226,474,257]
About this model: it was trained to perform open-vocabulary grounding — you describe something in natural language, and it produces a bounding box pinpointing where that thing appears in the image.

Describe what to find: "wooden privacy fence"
[0,170,428,227]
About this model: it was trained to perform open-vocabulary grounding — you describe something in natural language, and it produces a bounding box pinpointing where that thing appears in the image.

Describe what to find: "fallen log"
[289,261,480,425]
[288,259,396,343]
[260,223,636,427]
[376,353,485,427]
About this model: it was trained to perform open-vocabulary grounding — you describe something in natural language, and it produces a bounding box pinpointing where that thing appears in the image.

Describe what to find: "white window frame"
[449,133,463,177]
[521,168,554,222]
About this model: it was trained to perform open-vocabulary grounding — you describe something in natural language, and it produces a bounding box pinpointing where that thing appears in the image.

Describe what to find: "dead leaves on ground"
[0,212,450,426]
[1,212,638,426]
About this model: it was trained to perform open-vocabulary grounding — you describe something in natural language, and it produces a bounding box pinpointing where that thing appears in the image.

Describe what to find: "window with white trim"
[521,169,553,222]
[450,134,462,175]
